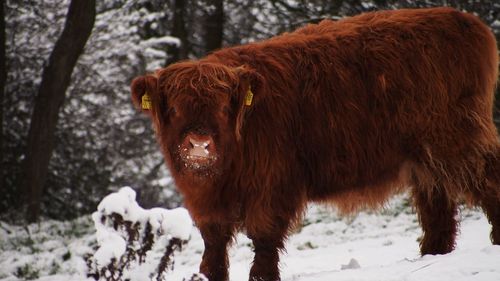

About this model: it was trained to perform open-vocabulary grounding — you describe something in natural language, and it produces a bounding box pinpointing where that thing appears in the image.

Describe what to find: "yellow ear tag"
[142,92,152,110]
[244,86,254,106]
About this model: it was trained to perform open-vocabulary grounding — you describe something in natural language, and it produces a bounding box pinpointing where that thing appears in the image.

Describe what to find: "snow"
[340,258,361,270]
[90,187,193,272]
[93,187,192,241]
[1,195,499,281]
[92,231,126,267]
[140,36,181,48]
[166,199,500,281]
[148,208,192,240]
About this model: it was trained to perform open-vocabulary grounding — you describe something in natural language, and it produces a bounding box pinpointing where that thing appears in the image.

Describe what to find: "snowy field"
[1,195,499,281]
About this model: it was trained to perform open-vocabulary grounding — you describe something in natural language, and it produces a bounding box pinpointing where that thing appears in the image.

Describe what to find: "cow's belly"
[306,153,412,214]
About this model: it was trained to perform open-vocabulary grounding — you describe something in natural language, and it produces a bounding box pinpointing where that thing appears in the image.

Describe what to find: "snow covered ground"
[1,195,499,281]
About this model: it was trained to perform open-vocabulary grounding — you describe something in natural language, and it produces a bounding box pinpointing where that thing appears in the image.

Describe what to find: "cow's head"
[131,61,262,178]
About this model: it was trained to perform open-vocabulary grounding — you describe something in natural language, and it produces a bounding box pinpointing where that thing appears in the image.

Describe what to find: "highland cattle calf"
[131,7,500,281]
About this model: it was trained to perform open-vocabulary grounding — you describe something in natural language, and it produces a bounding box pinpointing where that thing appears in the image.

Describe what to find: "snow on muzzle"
[179,133,218,169]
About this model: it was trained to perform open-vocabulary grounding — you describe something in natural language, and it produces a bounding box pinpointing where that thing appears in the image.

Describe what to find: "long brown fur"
[131,8,500,281]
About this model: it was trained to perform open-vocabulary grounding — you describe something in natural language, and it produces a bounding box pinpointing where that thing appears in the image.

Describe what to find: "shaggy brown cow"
[131,7,500,281]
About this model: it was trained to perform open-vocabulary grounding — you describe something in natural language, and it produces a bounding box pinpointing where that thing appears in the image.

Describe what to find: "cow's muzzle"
[179,133,217,168]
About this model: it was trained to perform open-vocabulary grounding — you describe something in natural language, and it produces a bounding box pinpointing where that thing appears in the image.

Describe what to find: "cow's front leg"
[248,219,289,281]
[198,223,235,281]
[249,236,284,281]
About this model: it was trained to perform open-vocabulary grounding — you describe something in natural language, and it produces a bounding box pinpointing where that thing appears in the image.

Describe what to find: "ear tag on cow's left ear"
[142,92,152,110]
[244,86,254,106]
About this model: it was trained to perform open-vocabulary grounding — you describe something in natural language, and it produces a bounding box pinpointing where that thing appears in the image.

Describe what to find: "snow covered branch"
[86,187,203,281]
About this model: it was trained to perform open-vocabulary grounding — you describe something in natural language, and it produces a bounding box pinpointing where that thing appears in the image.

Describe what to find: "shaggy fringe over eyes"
[157,62,241,99]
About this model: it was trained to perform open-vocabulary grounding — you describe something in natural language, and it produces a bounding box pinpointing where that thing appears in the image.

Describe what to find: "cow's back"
[290,8,499,206]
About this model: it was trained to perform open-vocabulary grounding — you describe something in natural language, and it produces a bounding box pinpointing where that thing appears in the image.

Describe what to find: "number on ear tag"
[244,86,254,106]
[142,92,152,110]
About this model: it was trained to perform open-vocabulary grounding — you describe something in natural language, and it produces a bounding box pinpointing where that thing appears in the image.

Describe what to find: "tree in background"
[0,0,6,202]
[203,0,224,53]
[166,0,189,65]
[22,0,96,222]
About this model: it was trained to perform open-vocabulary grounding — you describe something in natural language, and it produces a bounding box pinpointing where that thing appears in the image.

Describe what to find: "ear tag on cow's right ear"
[244,86,254,106]
[142,92,152,110]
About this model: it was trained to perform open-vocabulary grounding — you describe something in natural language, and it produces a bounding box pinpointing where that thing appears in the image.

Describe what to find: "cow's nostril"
[203,140,211,149]
[189,138,211,149]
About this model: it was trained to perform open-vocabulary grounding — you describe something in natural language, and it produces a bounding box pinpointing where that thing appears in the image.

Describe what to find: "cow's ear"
[234,66,264,107]
[131,74,158,114]
[233,66,265,141]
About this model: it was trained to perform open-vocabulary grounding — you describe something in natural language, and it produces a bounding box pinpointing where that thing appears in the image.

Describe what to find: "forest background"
[1,0,499,223]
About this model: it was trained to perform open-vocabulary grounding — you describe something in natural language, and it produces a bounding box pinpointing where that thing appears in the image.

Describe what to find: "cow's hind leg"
[412,173,458,255]
[470,151,500,244]
[477,189,500,244]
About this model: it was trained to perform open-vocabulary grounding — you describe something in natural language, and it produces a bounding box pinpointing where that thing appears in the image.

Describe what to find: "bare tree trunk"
[166,0,189,65]
[0,0,6,196]
[22,0,96,222]
[204,0,224,53]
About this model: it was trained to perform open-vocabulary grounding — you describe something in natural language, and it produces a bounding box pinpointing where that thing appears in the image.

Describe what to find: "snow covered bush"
[86,187,202,281]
